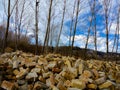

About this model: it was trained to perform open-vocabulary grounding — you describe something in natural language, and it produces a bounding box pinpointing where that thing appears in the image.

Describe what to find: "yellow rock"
[87,84,97,89]
[57,81,67,90]
[1,80,15,90]
[13,69,19,76]
[95,77,106,85]
[78,63,84,75]
[98,80,113,89]
[71,79,86,89]
[16,68,28,79]
[83,70,92,78]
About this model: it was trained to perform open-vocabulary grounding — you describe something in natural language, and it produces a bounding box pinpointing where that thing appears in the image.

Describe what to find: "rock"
[65,59,71,69]
[18,83,28,90]
[78,63,84,74]
[52,86,59,90]
[116,72,120,83]
[57,81,67,90]
[52,67,61,73]
[31,68,41,74]
[26,72,38,80]
[38,76,46,83]
[1,80,15,90]
[71,79,86,89]
[87,84,97,89]
[82,70,92,78]
[98,80,113,89]
[17,80,26,85]
[99,71,106,77]
[92,69,99,79]
[43,72,52,79]
[47,61,57,69]
[68,88,82,90]
[64,80,71,87]
[38,58,48,65]
[61,68,77,80]
[13,69,19,76]
[16,68,29,79]
[13,61,19,69]
[28,84,34,90]
[50,74,55,86]
[95,77,106,85]
[33,81,48,90]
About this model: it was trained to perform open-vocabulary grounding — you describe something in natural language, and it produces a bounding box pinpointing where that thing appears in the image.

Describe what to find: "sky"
[0,0,120,53]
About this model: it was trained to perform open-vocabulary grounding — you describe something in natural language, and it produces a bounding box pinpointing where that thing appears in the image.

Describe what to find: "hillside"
[0,51,120,90]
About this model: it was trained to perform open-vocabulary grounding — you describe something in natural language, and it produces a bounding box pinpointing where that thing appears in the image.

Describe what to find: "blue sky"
[0,0,120,53]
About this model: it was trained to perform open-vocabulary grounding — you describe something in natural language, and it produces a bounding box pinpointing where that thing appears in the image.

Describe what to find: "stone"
[98,80,113,89]
[47,61,57,69]
[38,76,46,83]
[17,80,26,85]
[61,68,77,80]
[92,69,99,79]
[52,67,61,73]
[28,84,33,90]
[16,68,29,79]
[78,63,84,74]
[52,86,59,90]
[68,88,82,90]
[65,59,71,69]
[116,72,120,83]
[33,81,48,90]
[71,79,86,89]
[13,61,19,69]
[57,81,67,90]
[50,74,55,86]
[26,72,38,80]
[82,70,92,78]
[1,80,15,90]
[18,83,28,90]
[87,84,97,89]
[13,69,19,76]
[31,68,41,74]
[43,72,52,79]
[38,58,48,65]
[95,77,106,85]
[99,71,106,77]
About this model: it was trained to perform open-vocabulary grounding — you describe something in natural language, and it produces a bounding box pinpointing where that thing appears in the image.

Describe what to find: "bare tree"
[18,0,26,43]
[14,0,18,50]
[2,0,18,52]
[55,0,66,52]
[42,0,53,53]
[35,0,40,55]
[112,5,120,53]
[71,0,80,55]
[69,0,76,46]
[103,0,112,54]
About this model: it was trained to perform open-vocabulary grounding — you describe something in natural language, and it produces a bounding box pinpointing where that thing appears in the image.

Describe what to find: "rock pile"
[0,51,120,90]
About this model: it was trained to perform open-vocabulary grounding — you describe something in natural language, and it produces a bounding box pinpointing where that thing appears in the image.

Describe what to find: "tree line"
[0,0,120,59]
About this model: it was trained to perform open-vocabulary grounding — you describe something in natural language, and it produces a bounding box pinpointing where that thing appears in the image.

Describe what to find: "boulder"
[26,72,38,80]
[98,80,113,89]
[1,80,15,90]
[71,79,86,89]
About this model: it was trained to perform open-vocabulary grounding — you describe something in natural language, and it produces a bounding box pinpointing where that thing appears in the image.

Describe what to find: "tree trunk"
[55,0,66,52]
[2,0,11,53]
[35,0,39,55]
[71,0,80,55]
[69,0,76,46]
[42,0,53,53]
